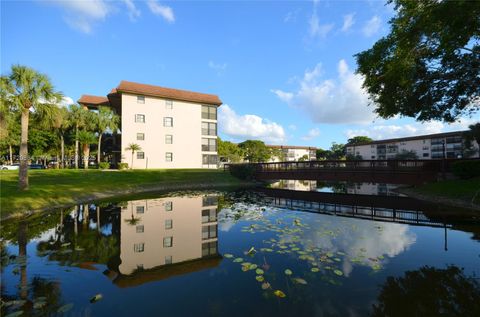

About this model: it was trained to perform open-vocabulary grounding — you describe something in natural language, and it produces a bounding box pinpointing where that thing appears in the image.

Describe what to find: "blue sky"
[2,0,478,148]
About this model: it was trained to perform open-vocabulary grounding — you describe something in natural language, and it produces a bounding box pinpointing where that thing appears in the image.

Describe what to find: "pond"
[1,189,480,316]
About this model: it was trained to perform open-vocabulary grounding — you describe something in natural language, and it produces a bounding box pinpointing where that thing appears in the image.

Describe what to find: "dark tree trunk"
[97,133,102,164]
[60,134,65,169]
[19,109,29,190]
[18,221,28,299]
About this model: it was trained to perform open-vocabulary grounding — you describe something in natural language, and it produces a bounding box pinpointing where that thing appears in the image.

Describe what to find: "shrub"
[228,164,256,180]
[99,162,110,170]
[118,162,129,170]
[451,160,480,179]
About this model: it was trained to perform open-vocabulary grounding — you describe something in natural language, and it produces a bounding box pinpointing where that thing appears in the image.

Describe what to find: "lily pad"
[256,275,265,282]
[273,290,286,298]
[284,269,293,276]
[255,268,264,275]
[261,282,271,290]
[90,294,103,303]
[57,303,74,313]
[333,269,343,276]
[311,267,320,273]
[223,253,234,258]
[233,258,243,263]
[292,277,308,285]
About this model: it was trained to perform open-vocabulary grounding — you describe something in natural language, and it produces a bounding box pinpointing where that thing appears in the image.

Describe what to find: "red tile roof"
[115,80,222,106]
[78,95,109,105]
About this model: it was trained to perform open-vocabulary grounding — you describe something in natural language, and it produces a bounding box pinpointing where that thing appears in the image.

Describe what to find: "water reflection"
[269,180,404,196]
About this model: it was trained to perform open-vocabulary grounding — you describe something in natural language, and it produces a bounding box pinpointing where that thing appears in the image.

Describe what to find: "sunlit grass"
[0,169,245,216]
[413,177,480,205]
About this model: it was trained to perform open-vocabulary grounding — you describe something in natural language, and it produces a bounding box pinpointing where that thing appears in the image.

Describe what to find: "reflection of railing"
[267,196,450,228]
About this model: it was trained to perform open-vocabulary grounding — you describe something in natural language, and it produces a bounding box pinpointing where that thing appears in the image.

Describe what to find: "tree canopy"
[238,140,272,163]
[347,136,373,145]
[356,0,480,122]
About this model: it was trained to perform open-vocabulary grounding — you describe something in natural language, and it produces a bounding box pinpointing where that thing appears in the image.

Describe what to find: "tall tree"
[218,138,244,163]
[347,136,373,145]
[356,0,480,122]
[238,140,271,163]
[3,65,62,190]
[94,106,119,165]
[77,131,97,170]
[68,104,89,169]
[125,143,141,169]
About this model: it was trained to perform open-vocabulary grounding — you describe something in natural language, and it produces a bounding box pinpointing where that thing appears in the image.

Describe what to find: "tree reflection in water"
[372,266,480,317]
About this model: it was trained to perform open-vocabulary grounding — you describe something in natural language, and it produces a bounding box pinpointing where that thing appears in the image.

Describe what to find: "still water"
[1,189,480,316]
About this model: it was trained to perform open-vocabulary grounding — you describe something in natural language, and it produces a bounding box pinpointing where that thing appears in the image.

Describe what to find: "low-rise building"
[78,80,222,169]
[346,130,479,160]
[268,145,317,162]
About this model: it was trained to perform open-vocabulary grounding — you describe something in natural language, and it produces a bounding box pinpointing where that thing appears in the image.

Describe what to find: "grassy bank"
[404,177,480,210]
[1,169,249,218]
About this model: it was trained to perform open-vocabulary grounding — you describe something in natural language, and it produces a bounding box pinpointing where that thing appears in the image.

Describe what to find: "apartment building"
[268,145,317,162]
[346,131,479,160]
[78,80,222,169]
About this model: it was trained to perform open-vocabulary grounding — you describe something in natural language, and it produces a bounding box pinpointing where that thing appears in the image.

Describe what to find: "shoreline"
[2,181,256,221]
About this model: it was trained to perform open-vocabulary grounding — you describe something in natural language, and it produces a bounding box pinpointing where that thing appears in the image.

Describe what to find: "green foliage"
[218,138,244,163]
[315,144,346,160]
[452,160,480,179]
[298,154,309,162]
[269,148,285,162]
[117,162,129,170]
[356,0,480,122]
[229,164,256,180]
[464,123,480,157]
[347,136,373,145]
[99,162,110,170]
[395,150,418,160]
[238,140,271,163]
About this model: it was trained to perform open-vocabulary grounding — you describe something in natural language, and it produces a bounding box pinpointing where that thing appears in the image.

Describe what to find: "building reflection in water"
[100,194,222,287]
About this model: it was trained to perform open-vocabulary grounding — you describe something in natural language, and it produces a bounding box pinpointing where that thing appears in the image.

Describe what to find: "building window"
[202,196,218,207]
[135,114,145,123]
[202,154,218,165]
[136,225,144,233]
[136,206,145,214]
[202,241,218,257]
[201,122,217,136]
[134,243,145,253]
[165,219,173,229]
[202,225,217,240]
[423,153,429,157]
[165,152,173,162]
[164,201,173,211]
[202,209,217,223]
[165,134,173,144]
[137,133,145,141]
[165,256,172,264]
[137,95,145,104]
[202,138,217,152]
[165,100,173,109]
[137,152,145,159]
[371,155,376,159]
[422,146,429,151]
[202,105,217,120]
[163,237,173,248]
[164,117,173,127]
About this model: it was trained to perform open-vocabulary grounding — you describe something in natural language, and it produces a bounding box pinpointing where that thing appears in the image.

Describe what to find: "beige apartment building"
[346,131,479,160]
[78,81,222,168]
[268,145,317,162]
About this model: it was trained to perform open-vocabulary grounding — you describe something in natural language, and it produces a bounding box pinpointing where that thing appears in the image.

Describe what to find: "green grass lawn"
[0,169,246,217]
[412,177,480,205]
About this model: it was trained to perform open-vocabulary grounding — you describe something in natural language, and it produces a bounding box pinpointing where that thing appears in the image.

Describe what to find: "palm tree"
[68,104,88,169]
[77,130,97,169]
[125,143,141,169]
[3,65,62,190]
[53,107,71,168]
[95,106,119,165]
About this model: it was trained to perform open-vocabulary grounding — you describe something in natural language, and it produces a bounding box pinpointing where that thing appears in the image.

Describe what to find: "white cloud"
[344,118,479,140]
[341,13,355,32]
[301,127,321,141]
[122,0,141,21]
[147,0,175,23]
[208,61,227,75]
[362,15,381,37]
[218,105,286,144]
[309,1,334,39]
[272,59,375,124]
[60,96,74,107]
[51,0,111,33]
